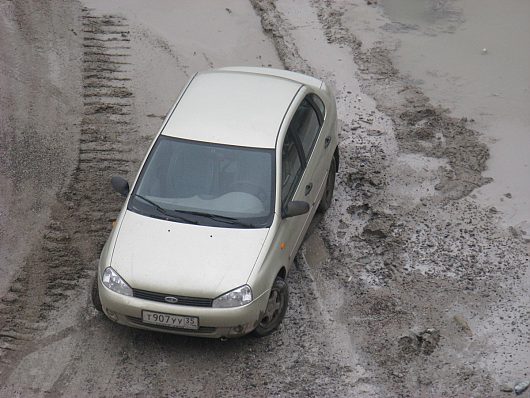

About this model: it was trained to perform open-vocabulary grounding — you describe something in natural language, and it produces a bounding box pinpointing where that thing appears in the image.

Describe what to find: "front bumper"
[99,279,269,338]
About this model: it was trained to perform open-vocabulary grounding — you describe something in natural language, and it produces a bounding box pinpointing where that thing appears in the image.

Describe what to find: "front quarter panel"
[246,216,286,300]
[98,204,128,277]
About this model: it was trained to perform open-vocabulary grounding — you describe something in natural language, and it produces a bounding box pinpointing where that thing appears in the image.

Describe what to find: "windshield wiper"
[175,210,256,228]
[133,194,198,224]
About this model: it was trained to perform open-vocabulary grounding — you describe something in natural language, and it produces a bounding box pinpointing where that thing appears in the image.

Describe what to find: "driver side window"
[281,132,303,207]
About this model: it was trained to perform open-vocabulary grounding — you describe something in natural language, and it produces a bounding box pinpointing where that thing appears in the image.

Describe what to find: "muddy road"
[1,0,529,397]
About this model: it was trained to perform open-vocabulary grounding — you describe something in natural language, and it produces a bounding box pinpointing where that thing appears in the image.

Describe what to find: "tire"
[252,277,288,337]
[318,158,336,213]
[91,273,103,312]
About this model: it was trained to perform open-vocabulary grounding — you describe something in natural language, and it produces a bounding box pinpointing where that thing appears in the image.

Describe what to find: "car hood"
[110,210,269,298]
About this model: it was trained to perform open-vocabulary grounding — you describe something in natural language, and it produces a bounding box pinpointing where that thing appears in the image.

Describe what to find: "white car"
[92,67,339,338]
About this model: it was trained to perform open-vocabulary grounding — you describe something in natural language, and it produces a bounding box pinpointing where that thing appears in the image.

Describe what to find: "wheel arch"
[277,266,287,280]
[333,146,340,172]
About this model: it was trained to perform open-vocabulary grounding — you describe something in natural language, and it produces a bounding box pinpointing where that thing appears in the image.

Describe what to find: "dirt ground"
[0,0,529,397]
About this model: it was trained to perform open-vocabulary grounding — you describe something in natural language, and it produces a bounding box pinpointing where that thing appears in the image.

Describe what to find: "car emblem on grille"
[164,296,179,304]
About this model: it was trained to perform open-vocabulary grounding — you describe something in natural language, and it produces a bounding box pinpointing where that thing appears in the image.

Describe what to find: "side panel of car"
[247,86,337,301]
[289,93,335,258]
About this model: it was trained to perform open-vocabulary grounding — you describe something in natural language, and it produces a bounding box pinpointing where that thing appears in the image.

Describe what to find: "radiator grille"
[132,288,213,307]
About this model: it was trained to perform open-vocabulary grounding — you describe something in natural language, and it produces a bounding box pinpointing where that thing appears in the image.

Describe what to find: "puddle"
[380,0,463,33]
[378,0,530,235]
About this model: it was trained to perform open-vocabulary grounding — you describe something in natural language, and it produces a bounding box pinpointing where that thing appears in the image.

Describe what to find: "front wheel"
[252,277,288,337]
[318,158,336,213]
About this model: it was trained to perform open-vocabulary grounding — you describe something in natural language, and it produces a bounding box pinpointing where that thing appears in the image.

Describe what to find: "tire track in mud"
[0,9,134,381]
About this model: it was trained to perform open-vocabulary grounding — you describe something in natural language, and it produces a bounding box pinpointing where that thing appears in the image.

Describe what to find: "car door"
[278,128,307,264]
[276,93,331,266]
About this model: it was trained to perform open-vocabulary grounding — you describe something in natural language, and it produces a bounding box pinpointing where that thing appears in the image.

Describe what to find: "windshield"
[128,135,275,228]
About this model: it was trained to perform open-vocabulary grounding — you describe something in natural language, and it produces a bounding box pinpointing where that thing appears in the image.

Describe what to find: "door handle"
[324,136,331,148]
[305,183,313,196]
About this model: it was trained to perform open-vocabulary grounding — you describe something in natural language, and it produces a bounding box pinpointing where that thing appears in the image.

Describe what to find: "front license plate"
[142,310,199,330]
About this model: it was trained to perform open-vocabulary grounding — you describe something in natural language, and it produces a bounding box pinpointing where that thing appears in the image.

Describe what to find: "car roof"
[161,70,303,149]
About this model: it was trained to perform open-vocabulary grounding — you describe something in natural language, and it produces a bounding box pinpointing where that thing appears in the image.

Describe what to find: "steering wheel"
[228,180,268,202]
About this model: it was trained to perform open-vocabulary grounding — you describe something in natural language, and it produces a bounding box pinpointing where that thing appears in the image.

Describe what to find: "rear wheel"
[252,277,288,337]
[318,158,336,213]
[91,273,103,312]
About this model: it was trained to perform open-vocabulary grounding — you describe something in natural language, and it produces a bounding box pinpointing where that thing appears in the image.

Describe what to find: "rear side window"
[289,96,322,161]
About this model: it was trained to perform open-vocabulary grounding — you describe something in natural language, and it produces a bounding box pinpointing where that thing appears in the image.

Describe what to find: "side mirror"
[111,176,129,197]
[283,201,310,218]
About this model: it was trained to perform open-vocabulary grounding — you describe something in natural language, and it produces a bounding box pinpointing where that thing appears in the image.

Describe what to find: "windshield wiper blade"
[175,210,256,228]
[133,194,198,224]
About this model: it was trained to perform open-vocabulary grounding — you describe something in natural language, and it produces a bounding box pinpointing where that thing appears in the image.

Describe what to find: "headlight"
[212,285,252,308]
[102,267,133,297]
